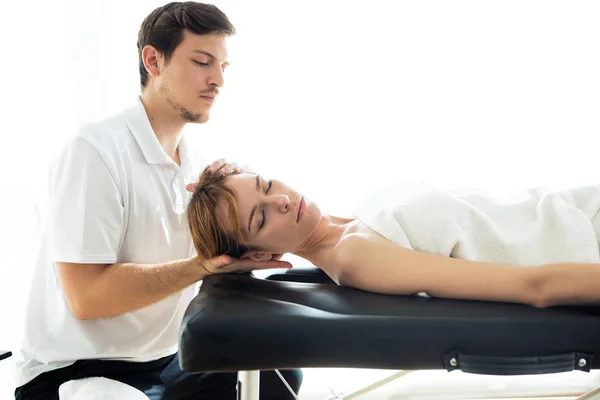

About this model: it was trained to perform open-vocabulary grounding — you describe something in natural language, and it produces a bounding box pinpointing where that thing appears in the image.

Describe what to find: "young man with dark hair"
[14,2,302,399]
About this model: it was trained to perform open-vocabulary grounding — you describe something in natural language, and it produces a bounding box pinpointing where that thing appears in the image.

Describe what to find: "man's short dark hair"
[137,2,236,89]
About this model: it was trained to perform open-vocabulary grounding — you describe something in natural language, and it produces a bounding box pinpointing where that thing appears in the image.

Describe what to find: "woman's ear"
[241,251,274,262]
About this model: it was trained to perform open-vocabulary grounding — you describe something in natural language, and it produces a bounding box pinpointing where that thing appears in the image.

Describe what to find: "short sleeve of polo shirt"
[48,137,124,264]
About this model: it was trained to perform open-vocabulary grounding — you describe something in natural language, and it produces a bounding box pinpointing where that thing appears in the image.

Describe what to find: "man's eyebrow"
[247,175,262,232]
[191,49,230,66]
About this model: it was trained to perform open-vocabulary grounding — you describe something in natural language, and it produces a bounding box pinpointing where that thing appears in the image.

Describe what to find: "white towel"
[353,181,600,266]
[58,377,150,400]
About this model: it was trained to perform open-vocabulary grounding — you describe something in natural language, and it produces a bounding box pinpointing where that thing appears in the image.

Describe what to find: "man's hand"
[208,158,254,175]
[196,255,292,275]
[186,159,254,192]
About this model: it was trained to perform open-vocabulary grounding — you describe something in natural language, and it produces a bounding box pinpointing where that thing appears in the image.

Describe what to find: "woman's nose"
[268,194,290,212]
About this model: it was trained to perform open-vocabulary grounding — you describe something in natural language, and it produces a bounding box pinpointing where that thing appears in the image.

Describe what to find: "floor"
[3,355,600,399]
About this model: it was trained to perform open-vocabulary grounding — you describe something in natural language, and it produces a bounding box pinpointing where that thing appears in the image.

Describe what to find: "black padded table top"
[0,351,11,362]
[179,269,600,375]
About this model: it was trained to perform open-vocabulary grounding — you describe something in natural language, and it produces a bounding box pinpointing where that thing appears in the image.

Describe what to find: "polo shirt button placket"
[172,170,186,224]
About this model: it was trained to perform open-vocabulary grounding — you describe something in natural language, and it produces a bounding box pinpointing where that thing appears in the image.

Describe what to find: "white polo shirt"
[16,97,207,387]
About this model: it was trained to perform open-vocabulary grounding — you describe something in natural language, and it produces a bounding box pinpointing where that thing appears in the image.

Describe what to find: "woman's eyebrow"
[248,175,262,232]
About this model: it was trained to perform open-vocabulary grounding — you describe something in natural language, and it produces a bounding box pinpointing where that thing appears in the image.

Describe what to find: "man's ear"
[142,45,161,79]
[241,251,275,262]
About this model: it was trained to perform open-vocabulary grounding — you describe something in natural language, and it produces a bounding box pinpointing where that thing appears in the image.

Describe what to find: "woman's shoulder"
[332,222,397,269]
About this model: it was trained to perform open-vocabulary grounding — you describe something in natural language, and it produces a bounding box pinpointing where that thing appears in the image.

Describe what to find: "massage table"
[0,350,11,362]
[179,267,600,400]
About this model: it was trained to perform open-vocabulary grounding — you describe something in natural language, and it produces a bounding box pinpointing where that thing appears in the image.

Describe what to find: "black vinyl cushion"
[0,351,11,362]
[179,268,600,374]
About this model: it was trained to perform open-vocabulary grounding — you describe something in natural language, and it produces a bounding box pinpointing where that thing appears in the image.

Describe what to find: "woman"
[186,166,600,307]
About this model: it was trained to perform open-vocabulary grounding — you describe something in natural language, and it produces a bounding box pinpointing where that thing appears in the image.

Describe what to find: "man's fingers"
[268,260,293,269]
[199,256,292,275]
[220,259,292,273]
[240,165,255,174]
[207,159,247,175]
[216,162,239,174]
[203,255,232,272]
[188,160,244,193]
[208,159,233,174]
[208,158,226,173]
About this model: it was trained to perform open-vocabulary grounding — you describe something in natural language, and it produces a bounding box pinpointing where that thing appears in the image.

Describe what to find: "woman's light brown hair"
[187,167,250,259]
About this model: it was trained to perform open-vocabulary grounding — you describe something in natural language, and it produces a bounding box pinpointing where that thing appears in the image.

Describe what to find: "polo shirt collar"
[124,97,192,167]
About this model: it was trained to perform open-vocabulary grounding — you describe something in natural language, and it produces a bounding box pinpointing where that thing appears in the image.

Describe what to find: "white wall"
[12,0,597,216]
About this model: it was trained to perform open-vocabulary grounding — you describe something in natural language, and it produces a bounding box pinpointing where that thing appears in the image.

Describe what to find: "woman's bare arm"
[334,232,600,307]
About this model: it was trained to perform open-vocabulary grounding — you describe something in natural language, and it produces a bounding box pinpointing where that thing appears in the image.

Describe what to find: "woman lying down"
[186,167,600,308]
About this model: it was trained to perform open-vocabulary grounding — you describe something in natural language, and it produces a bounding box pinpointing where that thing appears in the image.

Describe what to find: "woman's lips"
[297,197,305,222]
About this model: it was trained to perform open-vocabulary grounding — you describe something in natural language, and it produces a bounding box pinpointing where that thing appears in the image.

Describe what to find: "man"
[14,2,302,399]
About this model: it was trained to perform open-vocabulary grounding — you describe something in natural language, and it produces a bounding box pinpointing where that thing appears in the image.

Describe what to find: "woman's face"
[219,173,322,256]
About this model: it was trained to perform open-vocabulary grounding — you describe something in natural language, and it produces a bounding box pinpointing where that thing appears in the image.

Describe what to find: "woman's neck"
[293,213,355,266]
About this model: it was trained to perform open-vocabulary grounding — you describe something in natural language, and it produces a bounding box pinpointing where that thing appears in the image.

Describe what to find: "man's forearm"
[79,258,209,320]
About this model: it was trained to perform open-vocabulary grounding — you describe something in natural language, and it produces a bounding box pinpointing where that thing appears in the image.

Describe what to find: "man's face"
[157,30,229,123]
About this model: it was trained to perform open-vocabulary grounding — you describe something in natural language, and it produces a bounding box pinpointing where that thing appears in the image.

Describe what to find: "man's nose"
[208,65,225,88]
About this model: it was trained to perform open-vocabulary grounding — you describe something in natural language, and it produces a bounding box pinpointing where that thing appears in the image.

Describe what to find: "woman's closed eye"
[259,181,273,230]
[259,209,267,229]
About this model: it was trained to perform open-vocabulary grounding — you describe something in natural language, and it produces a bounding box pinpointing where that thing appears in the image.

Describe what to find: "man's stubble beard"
[160,82,210,124]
